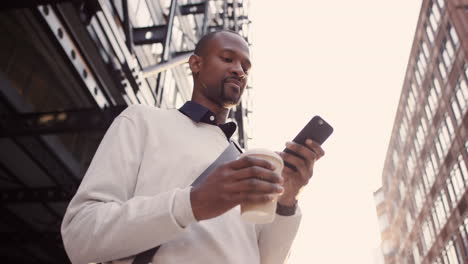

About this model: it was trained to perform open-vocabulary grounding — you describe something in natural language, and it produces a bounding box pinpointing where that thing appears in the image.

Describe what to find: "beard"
[220,78,242,106]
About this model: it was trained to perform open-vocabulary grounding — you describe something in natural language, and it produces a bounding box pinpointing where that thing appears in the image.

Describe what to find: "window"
[433,190,449,227]
[448,24,459,47]
[434,114,454,159]
[416,49,428,81]
[444,113,455,137]
[399,116,409,145]
[460,216,468,258]
[438,59,448,81]
[431,207,441,233]
[407,147,417,178]
[415,119,427,153]
[447,155,467,203]
[451,97,463,124]
[415,66,423,86]
[426,23,435,43]
[433,76,442,94]
[423,151,438,191]
[421,219,435,254]
[414,180,425,214]
[407,89,417,116]
[441,39,456,71]
[436,0,445,9]
[446,38,455,58]
[426,77,441,120]
[421,40,430,60]
[428,7,440,32]
[441,238,462,264]
[451,77,468,124]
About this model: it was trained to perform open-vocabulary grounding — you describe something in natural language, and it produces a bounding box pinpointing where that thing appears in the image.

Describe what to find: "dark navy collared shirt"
[178,101,237,140]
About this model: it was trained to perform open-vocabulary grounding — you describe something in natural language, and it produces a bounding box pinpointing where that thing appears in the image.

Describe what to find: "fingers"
[284,140,325,163]
[305,139,325,159]
[280,150,308,170]
[232,166,283,184]
[227,178,284,194]
[230,155,276,171]
[227,192,278,204]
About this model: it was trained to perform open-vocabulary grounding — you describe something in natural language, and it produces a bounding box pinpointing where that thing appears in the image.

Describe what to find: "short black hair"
[194,30,243,56]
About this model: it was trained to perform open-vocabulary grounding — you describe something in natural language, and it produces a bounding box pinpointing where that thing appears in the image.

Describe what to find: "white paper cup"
[238,148,284,224]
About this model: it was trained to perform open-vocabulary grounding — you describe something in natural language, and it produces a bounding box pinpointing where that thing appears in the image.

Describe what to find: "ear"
[189,54,202,75]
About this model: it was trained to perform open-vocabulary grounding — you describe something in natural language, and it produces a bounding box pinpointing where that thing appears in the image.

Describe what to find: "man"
[61,30,324,264]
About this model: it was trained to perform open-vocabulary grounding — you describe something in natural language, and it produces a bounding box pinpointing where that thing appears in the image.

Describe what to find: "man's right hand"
[190,156,284,221]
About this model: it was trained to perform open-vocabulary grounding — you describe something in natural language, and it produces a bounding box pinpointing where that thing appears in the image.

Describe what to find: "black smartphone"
[284,116,334,170]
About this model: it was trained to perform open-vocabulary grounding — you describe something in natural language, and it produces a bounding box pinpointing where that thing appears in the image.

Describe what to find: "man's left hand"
[277,139,325,206]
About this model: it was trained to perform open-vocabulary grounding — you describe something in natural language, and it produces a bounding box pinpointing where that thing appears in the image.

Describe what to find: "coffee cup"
[238,148,284,224]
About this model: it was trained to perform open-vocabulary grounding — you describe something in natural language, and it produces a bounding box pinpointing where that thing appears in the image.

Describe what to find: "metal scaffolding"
[0,0,253,262]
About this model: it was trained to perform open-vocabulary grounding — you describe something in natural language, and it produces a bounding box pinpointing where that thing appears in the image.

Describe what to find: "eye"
[221,56,233,63]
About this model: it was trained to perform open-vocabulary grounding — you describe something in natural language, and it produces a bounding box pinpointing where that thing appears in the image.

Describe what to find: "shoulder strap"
[132,141,241,264]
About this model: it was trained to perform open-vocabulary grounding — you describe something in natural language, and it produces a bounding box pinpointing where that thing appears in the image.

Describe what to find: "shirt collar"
[179,101,237,140]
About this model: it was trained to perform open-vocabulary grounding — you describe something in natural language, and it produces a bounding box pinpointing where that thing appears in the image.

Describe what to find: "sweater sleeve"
[257,207,302,264]
[61,107,196,264]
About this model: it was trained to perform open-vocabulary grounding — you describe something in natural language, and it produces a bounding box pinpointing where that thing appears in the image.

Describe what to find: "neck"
[191,95,231,124]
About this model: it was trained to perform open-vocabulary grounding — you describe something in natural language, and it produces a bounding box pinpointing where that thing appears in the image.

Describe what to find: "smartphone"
[283,116,334,170]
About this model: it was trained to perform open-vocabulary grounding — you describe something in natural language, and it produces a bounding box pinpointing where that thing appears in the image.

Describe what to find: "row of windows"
[398,75,441,156]
[400,1,445,145]
[403,153,466,247]
[433,238,463,264]
[446,155,468,207]
[450,75,468,124]
[433,215,467,264]
[434,114,455,159]
[409,216,467,264]
[438,23,460,81]
[425,0,444,44]
[408,218,466,264]
[400,7,460,149]
[396,66,465,183]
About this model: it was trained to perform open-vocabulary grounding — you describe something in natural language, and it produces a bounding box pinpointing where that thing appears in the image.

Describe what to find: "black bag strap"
[132,141,241,264]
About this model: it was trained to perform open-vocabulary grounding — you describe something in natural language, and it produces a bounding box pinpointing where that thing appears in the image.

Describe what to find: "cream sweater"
[61,104,301,264]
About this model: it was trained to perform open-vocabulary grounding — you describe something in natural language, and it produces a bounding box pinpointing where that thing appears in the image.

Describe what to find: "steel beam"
[133,25,167,46]
[142,52,192,78]
[0,106,126,137]
[0,0,87,10]
[122,0,133,51]
[0,185,75,204]
[234,103,246,148]
[179,2,205,16]
[162,0,178,62]
[155,0,178,105]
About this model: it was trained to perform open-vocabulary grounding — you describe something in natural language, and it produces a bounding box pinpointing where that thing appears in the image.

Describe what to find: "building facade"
[374,0,468,263]
[0,0,253,263]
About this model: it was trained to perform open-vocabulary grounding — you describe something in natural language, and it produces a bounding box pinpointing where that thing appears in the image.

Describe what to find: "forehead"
[206,32,250,58]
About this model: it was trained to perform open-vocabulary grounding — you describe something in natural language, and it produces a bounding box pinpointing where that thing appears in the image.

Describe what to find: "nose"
[230,62,246,79]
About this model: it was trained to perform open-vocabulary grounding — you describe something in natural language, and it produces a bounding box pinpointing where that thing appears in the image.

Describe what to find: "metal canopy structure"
[0,0,253,262]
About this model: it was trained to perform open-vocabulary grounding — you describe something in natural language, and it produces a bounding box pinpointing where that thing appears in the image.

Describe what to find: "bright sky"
[248,1,421,263]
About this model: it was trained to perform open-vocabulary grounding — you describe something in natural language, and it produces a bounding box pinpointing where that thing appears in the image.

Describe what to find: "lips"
[225,77,242,87]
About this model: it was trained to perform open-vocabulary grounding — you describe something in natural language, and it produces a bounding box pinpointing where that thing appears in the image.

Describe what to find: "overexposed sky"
[248,1,422,263]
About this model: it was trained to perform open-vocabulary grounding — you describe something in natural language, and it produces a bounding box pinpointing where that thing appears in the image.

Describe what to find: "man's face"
[195,32,251,108]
